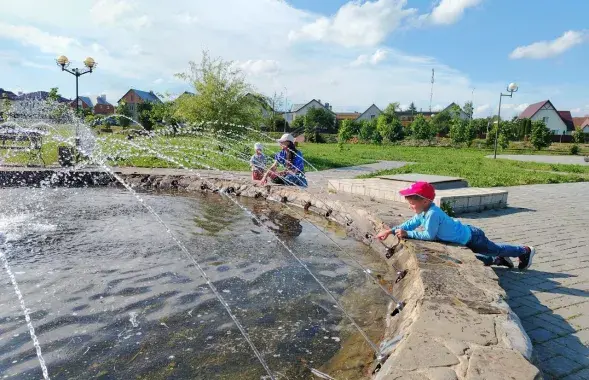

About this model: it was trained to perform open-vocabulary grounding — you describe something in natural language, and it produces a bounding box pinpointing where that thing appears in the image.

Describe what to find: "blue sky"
[1,0,588,117]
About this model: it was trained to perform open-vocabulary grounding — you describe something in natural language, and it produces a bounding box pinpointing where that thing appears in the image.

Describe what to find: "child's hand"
[395,229,408,238]
[376,229,392,240]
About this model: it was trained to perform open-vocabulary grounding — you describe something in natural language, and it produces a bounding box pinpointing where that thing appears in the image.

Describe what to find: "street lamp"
[56,55,97,158]
[493,82,518,159]
[283,86,288,133]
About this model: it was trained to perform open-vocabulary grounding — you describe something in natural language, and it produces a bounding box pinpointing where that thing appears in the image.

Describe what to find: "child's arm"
[404,212,441,241]
[391,215,422,232]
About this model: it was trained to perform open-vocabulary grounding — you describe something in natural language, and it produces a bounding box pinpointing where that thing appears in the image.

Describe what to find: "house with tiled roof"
[117,89,162,119]
[285,99,335,125]
[573,117,589,133]
[70,96,93,110]
[355,104,382,122]
[517,100,574,135]
[336,112,361,123]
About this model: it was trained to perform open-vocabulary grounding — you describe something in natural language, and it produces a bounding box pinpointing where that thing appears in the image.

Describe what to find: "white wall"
[530,108,569,135]
[582,125,589,133]
[292,100,325,120]
[356,104,382,122]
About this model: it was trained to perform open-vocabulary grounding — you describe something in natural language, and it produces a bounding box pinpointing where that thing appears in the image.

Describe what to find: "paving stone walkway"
[462,183,589,379]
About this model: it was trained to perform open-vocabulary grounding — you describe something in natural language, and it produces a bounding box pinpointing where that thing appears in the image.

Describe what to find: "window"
[542,116,549,123]
[370,115,375,119]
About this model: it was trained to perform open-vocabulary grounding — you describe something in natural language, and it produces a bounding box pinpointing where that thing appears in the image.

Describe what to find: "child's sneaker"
[493,256,514,268]
[518,246,535,270]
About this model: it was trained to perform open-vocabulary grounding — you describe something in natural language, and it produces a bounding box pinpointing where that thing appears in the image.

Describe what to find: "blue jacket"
[275,149,305,174]
[391,204,472,245]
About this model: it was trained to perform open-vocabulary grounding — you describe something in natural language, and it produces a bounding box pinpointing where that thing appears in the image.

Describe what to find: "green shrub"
[570,144,580,155]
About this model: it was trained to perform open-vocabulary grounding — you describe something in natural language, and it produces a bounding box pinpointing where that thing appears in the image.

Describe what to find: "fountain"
[0,101,408,379]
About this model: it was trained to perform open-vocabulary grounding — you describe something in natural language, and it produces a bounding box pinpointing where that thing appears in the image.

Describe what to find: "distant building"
[335,112,361,123]
[355,104,382,122]
[94,95,115,115]
[573,117,589,133]
[14,91,69,103]
[518,100,575,135]
[117,89,162,119]
[70,96,93,110]
[0,88,17,100]
[287,99,335,125]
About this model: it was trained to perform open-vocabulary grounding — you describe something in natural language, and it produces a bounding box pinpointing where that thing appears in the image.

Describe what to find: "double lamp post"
[55,55,97,155]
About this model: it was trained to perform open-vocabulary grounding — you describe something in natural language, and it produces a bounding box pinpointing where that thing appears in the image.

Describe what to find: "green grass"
[4,130,589,188]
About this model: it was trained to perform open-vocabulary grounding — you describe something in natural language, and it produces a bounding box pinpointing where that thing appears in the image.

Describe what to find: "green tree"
[410,114,435,141]
[338,119,359,143]
[359,119,380,143]
[530,120,553,150]
[572,129,585,144]
[463,101,474,120]
[137,102,154,130]
[384,102,400,116]
[150,101,179,127]
[174,50,262,128]
[431,110,452,135]
[48,87,60,102]
[450,118,476,146]
[1,94,11,120]
[305,107,336,132]
[116,101,132,128]
[376,113,403,143]
[407,102,417,113]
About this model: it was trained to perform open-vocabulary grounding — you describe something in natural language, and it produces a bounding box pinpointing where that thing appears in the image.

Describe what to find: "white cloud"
[0,22,79,54]
[289,0,417,48]
[428,0,483,25]
[153,78,164,84]
[236,59,280,76]
[509,30,586,60]
[351,48,388,66]
[177,12,199,25]
[90,0,134,25]
[474,104,491,116]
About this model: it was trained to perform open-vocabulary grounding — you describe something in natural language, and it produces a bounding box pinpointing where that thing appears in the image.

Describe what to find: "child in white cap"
[250,142,267,181]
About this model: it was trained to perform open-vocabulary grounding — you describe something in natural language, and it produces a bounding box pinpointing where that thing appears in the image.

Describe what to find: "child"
[250,143,266,181]
[376,181,535,270]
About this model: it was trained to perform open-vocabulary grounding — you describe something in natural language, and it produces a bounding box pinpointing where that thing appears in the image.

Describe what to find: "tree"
[338,119,359,143]
[530,120,552,150]
[431,110,452,135]
[137,103,154,130]
[410,114,436,141]
[463,101,474,120]
[304,107,336,132]
[450,118,476,146]
[1,94,11,121]
[359,119,380,143]
[376,113,403,143]
[116,101,132,128]
[174,50,263,129]
[48,87,61,102]
[150,101,179,128]
[407,102,417,113]
[573,129,585,144]
[383,102,400,116]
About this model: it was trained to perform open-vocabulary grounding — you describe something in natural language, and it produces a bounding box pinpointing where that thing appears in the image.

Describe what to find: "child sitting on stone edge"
[376,181,535,270]
[250,142,266,181]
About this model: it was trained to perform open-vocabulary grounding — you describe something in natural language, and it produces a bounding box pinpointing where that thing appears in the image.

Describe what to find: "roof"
[355,104,383,119]
[0,88,17,100]
[573,117,589,128]
[336,112,360,120]
[290,99,335,114]
[397,111,438,117]
[15,91,70,103]
[76,96,93,107]
[117,88,162,104]
[518,100,550,119]
[95,96,112,106]
[558,111,575,131]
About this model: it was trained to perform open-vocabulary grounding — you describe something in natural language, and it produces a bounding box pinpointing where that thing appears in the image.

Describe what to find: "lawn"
[3,129,589,188]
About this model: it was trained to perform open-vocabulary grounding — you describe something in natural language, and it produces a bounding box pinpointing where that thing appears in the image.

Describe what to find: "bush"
[570,144,580,155]
[572,129,585,144]
[530,120,552,150]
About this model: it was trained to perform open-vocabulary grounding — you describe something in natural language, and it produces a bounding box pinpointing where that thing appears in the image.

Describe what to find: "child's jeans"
[465,225,526,265]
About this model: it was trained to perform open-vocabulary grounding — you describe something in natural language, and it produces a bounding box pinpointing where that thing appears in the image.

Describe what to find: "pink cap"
[399,181,435,201]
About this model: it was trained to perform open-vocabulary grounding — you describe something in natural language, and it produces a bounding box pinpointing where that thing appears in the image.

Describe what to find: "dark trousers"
[466,225,526,265]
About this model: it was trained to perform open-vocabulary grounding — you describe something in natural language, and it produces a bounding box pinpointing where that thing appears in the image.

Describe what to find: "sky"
[1,0,588,118]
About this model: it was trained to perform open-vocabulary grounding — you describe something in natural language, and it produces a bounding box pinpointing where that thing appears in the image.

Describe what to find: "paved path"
[462,183,589,379]
[491,155,589,166]
[305,161,406,190]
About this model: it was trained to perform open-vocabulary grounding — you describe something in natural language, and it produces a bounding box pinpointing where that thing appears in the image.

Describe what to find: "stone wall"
[114,173,542,380]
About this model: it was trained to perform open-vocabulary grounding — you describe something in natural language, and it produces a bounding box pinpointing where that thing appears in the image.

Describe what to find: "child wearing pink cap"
[376,181,535,270]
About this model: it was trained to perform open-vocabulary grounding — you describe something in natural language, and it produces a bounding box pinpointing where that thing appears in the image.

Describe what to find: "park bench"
[0,126,46,167]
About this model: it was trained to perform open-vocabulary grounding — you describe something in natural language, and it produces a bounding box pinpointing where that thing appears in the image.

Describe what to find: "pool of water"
[0,187,388,379]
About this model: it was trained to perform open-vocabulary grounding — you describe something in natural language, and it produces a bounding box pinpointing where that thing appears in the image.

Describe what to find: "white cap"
[254,142,263,150]
[278,133,295,143]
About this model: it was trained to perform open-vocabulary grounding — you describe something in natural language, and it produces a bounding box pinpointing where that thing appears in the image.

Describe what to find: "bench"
[0,127,46,167]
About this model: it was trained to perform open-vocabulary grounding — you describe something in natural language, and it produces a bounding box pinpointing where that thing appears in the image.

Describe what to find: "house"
[355,104,382,122]
[0,88,17,100]
[245,93,275,119]
[573,117,589,133]
[397,110,438,127]
[443,102,469,120]
[117,89,162,119]
[70,96,93,110]
[517,100,575,135]
[336,112,360,123]
[286,99,336,126]
[94,95,115,115]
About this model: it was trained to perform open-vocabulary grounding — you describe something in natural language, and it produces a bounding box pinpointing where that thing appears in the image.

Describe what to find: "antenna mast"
[429,68,435,112]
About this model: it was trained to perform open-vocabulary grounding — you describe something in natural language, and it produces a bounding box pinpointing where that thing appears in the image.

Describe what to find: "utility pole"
[429,69,435,112]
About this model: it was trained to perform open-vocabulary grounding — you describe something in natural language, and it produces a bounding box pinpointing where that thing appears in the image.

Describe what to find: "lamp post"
[56,55,97,156]
[283,86,288,133]
[493,82,518,159]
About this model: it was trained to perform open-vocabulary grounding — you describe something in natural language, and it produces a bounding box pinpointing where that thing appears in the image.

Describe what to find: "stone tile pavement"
[490,155,589,166]
[461,182,589,379]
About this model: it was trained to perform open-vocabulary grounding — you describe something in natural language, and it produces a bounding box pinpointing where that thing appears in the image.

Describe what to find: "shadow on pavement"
[463,206,536,219]
[494,268,589,379]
